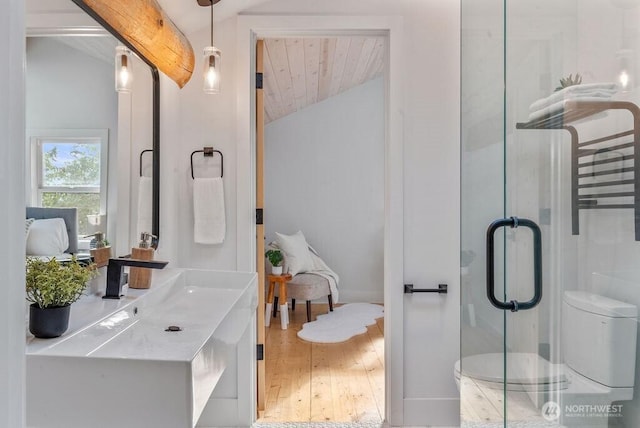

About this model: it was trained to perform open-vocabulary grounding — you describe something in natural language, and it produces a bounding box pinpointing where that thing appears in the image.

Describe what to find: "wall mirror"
[26,0,156,255]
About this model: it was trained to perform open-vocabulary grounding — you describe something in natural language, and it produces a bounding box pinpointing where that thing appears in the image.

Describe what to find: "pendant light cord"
[210,1,213,46]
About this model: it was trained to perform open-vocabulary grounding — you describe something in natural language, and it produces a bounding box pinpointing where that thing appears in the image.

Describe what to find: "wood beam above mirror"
[74,0,195,88]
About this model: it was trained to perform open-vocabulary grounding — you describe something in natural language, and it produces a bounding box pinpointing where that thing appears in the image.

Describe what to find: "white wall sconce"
[115,46,132,93]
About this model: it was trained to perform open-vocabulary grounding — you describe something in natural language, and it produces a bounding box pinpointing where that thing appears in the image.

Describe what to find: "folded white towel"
[137,176,153,237]
[529,89,616,113]
[193,177,225,244]
[528,97,612,122]
[529,83,617,113]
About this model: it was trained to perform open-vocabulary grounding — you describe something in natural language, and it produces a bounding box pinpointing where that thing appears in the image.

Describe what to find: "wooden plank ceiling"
[263,37,385,124]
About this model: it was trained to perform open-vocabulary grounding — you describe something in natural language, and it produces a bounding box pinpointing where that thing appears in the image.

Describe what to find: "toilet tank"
[563,291,638,388]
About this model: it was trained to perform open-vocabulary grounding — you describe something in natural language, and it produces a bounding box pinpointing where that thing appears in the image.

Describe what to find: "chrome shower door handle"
[486,217,542,312]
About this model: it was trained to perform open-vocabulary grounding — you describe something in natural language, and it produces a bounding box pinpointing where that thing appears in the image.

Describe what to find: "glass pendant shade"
[115,46,132,93]
[203,46,221,94]
[615,49,634,91]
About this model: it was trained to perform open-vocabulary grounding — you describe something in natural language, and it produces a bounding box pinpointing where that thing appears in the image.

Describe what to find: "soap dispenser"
[88,232,111,268]
[129,232,156,289]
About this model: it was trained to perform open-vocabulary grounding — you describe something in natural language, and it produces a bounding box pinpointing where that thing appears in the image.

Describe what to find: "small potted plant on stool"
[265,249,284,275]
[26,256,96,338]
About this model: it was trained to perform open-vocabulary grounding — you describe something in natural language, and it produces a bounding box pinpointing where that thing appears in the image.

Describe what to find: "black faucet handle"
[103,258,169,300]
[108,258,169,269]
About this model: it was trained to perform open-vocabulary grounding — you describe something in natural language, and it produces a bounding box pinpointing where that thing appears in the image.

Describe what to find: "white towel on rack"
[528,83,617,113]
[137,176,153,237]
[528,97,613,122]
[193,177,225,244]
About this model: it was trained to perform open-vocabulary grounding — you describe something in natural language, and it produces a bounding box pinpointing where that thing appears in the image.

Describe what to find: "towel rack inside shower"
[516,100,640,240]
[190,147,223,179]
[139,149,153,177]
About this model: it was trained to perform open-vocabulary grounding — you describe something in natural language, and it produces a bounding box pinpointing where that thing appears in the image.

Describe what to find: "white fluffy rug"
[297,303,384,343]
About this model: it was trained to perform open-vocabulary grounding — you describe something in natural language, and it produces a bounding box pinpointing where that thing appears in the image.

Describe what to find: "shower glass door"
[462,0,640,426]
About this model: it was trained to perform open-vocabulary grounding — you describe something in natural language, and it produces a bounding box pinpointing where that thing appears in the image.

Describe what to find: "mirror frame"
[70,0,161,248]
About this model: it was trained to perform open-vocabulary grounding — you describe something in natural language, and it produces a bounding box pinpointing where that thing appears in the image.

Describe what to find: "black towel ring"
[190,147,223,179]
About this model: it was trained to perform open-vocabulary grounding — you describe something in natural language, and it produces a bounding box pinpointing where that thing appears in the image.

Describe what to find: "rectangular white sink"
[26,268,257,428]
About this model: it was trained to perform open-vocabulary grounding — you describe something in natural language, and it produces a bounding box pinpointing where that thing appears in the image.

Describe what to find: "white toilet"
[455,291,638,427]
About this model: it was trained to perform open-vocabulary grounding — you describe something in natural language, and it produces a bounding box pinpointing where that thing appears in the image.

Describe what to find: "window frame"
[27,128,109,241]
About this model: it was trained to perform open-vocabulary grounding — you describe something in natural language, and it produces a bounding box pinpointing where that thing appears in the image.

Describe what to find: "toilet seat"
[455,353,568,392]
[455,353,633,401]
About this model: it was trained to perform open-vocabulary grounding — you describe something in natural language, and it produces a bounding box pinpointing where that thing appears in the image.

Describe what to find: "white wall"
[264,77,385,303]
[170,19,239,269]
[25,38,117,131]
[167,1,461,426]
[0,0,25,426]
[157,72,182,265]
[25,37,119,248]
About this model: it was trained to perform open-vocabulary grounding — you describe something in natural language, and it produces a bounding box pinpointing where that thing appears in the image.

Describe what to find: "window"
[29,129,109,238]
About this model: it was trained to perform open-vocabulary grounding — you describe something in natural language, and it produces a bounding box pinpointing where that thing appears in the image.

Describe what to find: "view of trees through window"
[41,141,102,235]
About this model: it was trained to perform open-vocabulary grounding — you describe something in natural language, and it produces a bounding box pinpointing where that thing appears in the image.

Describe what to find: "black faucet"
[103,257,169,299]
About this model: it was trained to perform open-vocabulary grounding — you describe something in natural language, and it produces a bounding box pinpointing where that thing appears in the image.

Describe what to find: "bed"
[26,207,78,255]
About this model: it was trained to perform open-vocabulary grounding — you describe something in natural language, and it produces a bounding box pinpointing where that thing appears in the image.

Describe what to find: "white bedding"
[30,254,91,263]
[26,218,69,256]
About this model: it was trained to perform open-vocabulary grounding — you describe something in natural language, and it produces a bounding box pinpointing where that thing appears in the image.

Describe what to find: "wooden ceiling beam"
[73,0,195,88]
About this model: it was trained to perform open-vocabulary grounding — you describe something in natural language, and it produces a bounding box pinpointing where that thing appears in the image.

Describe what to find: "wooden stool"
[265,273,292,329]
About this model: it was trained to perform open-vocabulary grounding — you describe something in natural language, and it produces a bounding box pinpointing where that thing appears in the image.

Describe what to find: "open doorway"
[256,36,386,424]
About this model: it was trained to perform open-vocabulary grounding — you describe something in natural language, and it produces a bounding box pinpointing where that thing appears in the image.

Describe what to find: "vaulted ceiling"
[262,37,385,123]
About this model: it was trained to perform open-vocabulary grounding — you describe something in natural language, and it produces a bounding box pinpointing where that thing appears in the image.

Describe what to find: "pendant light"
[115,46,132,93]
[613,3,637,92]
[203,0,221,94]
[617,49,633,91]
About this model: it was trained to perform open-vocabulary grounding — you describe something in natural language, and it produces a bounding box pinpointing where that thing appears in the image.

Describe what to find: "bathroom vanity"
[26,268,257,428]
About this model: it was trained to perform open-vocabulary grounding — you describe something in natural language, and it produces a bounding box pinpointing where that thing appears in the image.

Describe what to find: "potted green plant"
[265,249,284,275]
[26,256,97,338]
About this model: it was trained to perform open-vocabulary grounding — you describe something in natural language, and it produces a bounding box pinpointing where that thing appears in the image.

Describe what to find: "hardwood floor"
[260,303,384,423]
[460,376,547,424]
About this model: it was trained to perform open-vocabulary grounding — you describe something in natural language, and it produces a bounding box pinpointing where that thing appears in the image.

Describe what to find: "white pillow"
[25,218,35,237]
[26,218,70,256]
[275,231,314,276]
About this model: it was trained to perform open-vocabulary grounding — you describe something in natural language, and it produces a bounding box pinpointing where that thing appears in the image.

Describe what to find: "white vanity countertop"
[26,268,257,362]
[26,267,258,428]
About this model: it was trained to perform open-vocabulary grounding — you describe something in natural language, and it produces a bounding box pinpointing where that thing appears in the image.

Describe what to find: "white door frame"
[236,15,405,426]
[1,1,26,426]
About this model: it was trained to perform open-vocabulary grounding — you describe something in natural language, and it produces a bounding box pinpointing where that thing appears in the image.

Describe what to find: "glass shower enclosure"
[461,1,640,427]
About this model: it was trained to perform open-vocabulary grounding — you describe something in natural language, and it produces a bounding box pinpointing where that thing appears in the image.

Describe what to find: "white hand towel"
[137,176,153,237]
[193,177,225,244]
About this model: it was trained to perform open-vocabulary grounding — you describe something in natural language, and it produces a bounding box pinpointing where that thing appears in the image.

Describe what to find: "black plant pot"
[29,303,71,339]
